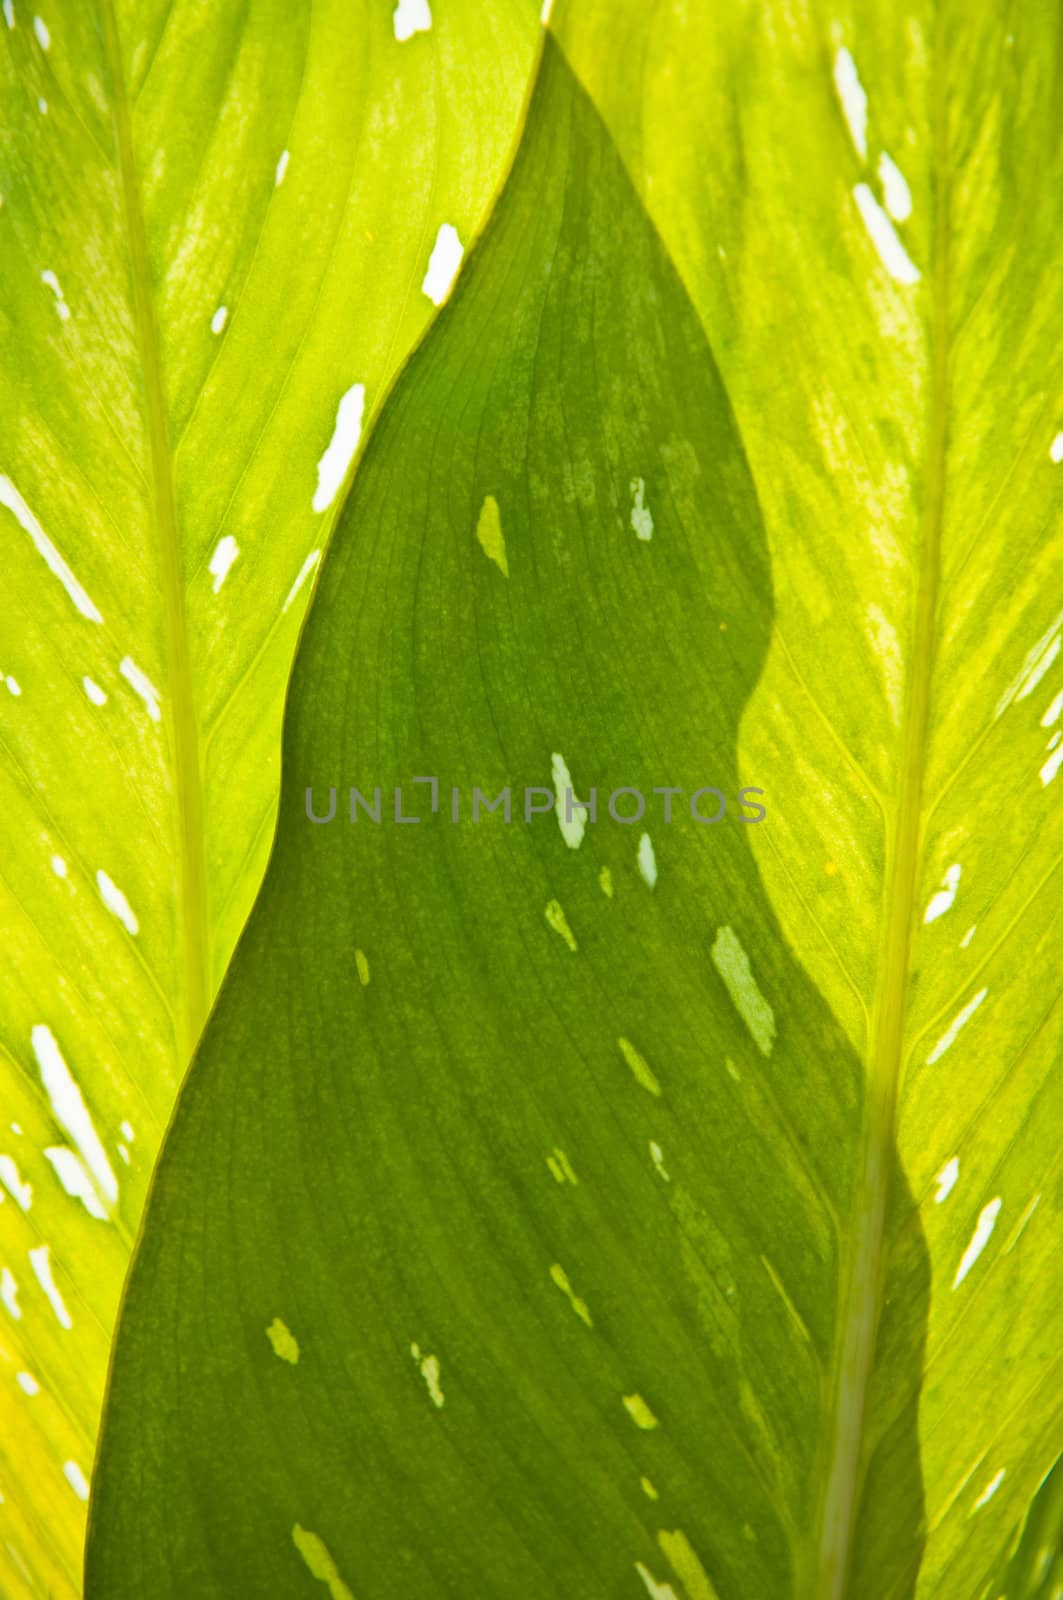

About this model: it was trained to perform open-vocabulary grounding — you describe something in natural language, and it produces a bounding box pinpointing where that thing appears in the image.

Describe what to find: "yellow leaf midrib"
[815,22,952,1599]
[99,0,210,1064]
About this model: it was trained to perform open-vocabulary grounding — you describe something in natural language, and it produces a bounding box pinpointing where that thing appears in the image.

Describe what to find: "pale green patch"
[598,866,614,897]
[618,1036,662,1097]
[265,1318,299,1365]
[475,493,509,576]
[549,1263,593,1327]
[709,927,776,1056]
[658,1527,721,1600]
[546,1147,577,1185]
[292,1525,355,1600]
[636,1564,678,1600]
[544,899,578,951]
[865,602,904,725]
[630,476,654,540]
[551,752,586,849]
[622,1393,659,1430]
[649,1141,670,1182]
[410,1343,445,1408]
[641,1476,659,1500]
[355,949,370,987]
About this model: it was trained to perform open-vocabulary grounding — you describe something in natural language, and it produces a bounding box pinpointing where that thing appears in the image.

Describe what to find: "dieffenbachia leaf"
[87,8,1061,1600]
[0,2,540,1591]
[554,0,1063,1592]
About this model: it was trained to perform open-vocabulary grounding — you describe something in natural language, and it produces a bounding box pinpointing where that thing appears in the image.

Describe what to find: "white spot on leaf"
[934,1156,959,1203]
[83,675,107,705]
[952,1197,1002,1289]
[210,304,228,335]
[283,549,321,612]
[1040,744,1063,787]
[28,1244,72,1328]
[0,1156,32,1210]
[119,655,161,721]
[393,0,430,41]
[924,863,961,923]
[833,47,868,160]
[209,535,239,592]
[878,150,912,221]
[1,476,103,622]
[1,1267,21,1319]
[31,13,47,47]
[996,611,1063,716]
[96,869,139,935]
[637,832,657,887]
[711,926,776,1056]
[926,988,987,1064]
[275,148,289,186]
[32,1024,118,1209]
[972,1469,1006,1510]
[1017,636,1061,701]
[40,269,70,321]
[853,183,921,284]
[421,223,464,306]
[63,1461,89,1501]
[44,1149,108,1219]
[312,384,364,514]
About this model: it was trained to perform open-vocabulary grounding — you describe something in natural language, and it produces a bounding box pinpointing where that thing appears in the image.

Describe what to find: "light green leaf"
[88,7,1061,1600]
[0,2,540,1591]
[556,1,1063,1592]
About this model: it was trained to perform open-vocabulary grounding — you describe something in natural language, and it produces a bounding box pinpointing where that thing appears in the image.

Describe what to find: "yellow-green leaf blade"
[0,3,540,1590]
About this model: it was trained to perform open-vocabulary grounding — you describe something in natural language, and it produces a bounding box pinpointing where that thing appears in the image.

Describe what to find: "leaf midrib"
[814,30,951,1600]
[99,0,210,1062]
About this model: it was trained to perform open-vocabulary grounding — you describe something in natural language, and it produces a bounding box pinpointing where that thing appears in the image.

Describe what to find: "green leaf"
[89,8,1062,1600]
[0,2,539,1591]
[995,1459,1063,1600]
